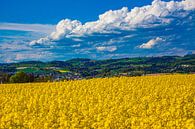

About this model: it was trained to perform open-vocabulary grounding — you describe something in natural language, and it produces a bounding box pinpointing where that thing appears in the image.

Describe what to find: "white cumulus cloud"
[50,19,82,40]
[96,46,117,52]
[29,37,52,46]
[138,37,164,49]
[30,0,195,45]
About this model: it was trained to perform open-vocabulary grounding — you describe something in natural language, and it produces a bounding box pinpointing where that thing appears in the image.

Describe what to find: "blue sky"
[0,0,195,62]
[1,0,155,24]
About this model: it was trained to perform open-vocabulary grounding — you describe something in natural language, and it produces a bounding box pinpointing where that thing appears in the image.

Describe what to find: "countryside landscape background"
[0,0,195,128]
[1,54,195,83]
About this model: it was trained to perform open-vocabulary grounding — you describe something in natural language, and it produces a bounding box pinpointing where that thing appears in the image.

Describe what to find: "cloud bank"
[31,0,195,45]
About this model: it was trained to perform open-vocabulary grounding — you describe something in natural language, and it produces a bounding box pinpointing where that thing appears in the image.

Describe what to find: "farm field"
[0,74,194,128]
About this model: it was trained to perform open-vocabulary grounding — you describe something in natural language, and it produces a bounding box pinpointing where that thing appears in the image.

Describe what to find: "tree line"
[0,72,52,83]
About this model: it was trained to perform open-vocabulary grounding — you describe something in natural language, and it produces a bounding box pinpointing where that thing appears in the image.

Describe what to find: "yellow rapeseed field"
[0,74,194,129]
